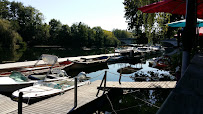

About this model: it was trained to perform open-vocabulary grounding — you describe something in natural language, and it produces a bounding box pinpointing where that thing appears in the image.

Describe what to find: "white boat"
[0,71,37,92]
[0,69,70,93]
[12,73,90,102]
[108,56,125,62]
[0,54,73,76]
[0,55,71,93]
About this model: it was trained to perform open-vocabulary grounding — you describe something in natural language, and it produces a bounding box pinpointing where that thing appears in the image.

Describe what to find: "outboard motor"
[77,72,90,82]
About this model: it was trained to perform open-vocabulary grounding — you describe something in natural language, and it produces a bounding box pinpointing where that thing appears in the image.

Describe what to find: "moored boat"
[0,54,73,76]
[0,69,70,93]
[68,56,110,69]
[12,72,90,103]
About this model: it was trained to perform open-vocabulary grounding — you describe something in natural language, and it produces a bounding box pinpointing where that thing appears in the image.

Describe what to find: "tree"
[123,0,180,44]
[103,30,120,47]
[49,19,62,44]
[58,24,71,47]
[112,29,133,38]
[92,26,104,48]
[0,19,25,48]
[0,0,10,19]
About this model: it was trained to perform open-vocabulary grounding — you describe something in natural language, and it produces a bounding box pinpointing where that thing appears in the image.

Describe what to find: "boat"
[68,56,110,69]
[0,71,37,93]
[148,56,171,69]
[0,69,71,93]
[108,55,125,63]
[0,54,73,76]
[12,72,90,103]
[0,54,72,93]
[117,66,142,74]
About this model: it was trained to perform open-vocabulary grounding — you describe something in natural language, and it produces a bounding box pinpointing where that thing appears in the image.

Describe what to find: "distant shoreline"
[33,45,62,48]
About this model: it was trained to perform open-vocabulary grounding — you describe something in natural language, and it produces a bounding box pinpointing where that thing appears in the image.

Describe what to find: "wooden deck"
[6,80,176,114]
[0,94,27,114]
[98,81,177,89]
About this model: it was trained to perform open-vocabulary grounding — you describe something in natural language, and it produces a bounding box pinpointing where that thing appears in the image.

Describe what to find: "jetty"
[5,80,176,114]
[0,53,119,71]
[0,94,27,114]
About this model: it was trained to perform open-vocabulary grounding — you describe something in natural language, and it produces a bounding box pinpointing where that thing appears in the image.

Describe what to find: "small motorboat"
[0,69,70,93]
[68,56,110,69]
[0,71,36,93]
[0,54,73,76]
[108,56,124,63]
[12,72,90,103]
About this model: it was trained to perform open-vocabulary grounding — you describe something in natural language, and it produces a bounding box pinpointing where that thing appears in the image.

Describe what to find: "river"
[0,47,176,113]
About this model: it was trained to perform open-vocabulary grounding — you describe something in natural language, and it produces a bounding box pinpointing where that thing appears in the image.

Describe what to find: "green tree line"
[0,0,134,49]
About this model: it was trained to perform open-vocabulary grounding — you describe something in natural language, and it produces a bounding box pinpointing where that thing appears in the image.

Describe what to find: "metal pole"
[18,92,23,114]
[74,77,77,108]
[68,77,78,113]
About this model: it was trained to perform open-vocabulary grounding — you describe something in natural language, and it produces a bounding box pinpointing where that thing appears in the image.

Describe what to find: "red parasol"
[138,0,203,19]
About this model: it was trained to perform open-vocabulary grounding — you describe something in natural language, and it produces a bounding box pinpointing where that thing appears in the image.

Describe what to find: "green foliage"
[0,0,120,49]
[0,19,25,48]
[123,0,184,44]
[112,29,133,38]
[103,30,121,47]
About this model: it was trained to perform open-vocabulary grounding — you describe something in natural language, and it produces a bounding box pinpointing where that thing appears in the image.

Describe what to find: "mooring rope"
[107,71,132,78]
[112,103,145,112]
[106,94,117,114]
[129,94,160,109]
[90,71,105,80]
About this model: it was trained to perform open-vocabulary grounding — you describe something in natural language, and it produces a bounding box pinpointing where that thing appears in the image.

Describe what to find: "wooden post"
[181,0,197,77]
[18,92,23,114]
[74,77,77,108]
[68,77,78,113]
[119,68,122,84]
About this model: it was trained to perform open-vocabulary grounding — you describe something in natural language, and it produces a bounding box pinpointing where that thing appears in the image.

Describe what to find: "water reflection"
[0,47,26,63]
[98,89,171,114]
[87,60,174,83]
[0,47,112,63]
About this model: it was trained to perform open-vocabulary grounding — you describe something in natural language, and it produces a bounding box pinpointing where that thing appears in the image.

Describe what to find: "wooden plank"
[99,81,177,89]
[6,80,175,114]
[8,80,103,114]
[0,94,27,114]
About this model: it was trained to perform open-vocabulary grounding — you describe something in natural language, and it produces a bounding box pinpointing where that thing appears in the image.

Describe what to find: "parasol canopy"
[167,18,203,27]
[138,0,203,19]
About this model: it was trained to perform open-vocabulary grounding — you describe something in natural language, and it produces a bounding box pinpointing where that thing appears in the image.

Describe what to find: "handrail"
[96,71,107,97]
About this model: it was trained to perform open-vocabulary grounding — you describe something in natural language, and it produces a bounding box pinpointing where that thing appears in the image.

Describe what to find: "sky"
[10,0,128,31]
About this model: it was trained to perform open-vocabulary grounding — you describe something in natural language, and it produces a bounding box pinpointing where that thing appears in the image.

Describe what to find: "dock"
[0,53,119,70]
[6,80,176,114]
[0,94,27,114]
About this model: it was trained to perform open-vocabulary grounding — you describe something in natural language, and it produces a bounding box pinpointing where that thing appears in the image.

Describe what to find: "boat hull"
[67,56,110,69]
[0,83,34,93]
